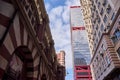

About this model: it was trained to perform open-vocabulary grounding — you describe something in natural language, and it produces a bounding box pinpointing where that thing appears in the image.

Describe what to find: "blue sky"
[44,0,80,80]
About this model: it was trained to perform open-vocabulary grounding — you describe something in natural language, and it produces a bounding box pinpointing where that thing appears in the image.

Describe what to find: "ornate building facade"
[80,0,120,80]
[0,0,58,80]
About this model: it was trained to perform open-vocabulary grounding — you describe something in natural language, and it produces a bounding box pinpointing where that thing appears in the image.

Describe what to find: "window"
[93,5,96,11]
[103,15,107,23]
[98,2,101,9]
[28,10,32,18]
[98,17,101,23]
[31,17,35,25]
[105,56,110,65]
[100,51,104,58]
[94,31,96,36]
[118,18,120,25]
[117,47,120,58]
[101,24,104,31]
[98,31,101,37]
[96,38,98,43]
[107,23,110,29]
[96,0,98,3]
[111,28,120,43]
[103,0,107,6]
[77,72,88,75]
[115,29,120,39]
[111,12,115,21]
[92,13,94,18]
[100,8,104,16]
[96,24,98,30]
[106,5,112,14]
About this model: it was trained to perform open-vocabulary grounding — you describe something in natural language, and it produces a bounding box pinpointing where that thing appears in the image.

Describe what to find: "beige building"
[80,0,120,80]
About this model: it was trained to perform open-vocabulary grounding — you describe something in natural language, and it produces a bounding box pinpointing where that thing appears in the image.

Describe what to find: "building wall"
[80,0,120,80]
[0,0,57,80]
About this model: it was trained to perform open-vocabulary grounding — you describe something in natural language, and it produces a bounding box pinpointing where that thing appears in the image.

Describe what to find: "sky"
[44,0,80,80]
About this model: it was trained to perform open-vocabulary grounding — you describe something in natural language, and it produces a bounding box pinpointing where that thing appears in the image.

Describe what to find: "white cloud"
[45,2,51,11]
[65,0,80,6]
[45,0,80,69]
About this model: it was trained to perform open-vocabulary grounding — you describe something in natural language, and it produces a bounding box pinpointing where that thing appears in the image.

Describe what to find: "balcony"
[110,29,120,44]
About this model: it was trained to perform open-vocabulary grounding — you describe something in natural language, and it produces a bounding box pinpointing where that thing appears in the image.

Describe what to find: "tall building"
[70,6,92,80]
[56,50,66,80]
[0,0,58,80]
[57,50,66,66]
[80,0,120,80]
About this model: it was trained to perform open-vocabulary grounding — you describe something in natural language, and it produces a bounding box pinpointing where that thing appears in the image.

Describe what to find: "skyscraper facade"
[70,6,92,80]
[80,0,120,80]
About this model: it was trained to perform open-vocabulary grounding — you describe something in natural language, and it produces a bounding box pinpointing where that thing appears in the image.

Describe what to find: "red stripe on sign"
[0,13,10,27]
[70,6,80,8]
[72,27,85,30]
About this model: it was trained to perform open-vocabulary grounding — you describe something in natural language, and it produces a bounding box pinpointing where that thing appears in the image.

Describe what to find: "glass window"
[98,17,101,23]
[111,28,120,43]
[96,0,98,3]
[98,2,101,9]
[115,29,120,40]
[105,56,110,65]
[103,0,107,6]
[103,15,107,23]
[96,24,98,30]
[28,10,32,18]
[100,8,104,16]
[117,47,120,57]
[106,5,112,14]
[93,5,96,11]
[111,12,115,21]
[98,31,101,37]
[101,24,104,31]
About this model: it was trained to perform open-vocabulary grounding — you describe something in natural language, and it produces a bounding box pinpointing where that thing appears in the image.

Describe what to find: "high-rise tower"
[70,6,92,80]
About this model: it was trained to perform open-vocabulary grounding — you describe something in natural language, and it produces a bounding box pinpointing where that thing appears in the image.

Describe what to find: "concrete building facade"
[80,0,120,80]
[0,0,58,80]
